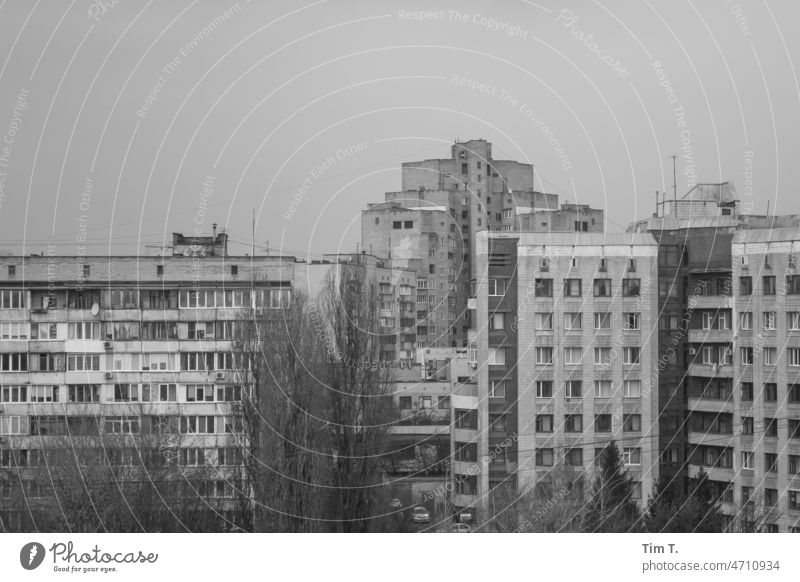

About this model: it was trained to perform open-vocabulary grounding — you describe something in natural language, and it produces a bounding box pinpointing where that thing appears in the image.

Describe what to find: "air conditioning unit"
[215,372,226,381]
[0,436,6,444]
[104,372,113,380]
[470,362,477,369]
[104,341,112,350]
[688,348,697,356]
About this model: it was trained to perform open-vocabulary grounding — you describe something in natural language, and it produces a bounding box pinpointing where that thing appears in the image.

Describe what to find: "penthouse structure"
[362,139,603,350]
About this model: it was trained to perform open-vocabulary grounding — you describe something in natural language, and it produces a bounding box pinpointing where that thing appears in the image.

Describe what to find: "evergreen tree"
[583,441,641,532]
[644,470,724,533]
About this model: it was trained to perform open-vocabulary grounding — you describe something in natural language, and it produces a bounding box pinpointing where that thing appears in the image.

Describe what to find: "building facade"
[463,231,660,519]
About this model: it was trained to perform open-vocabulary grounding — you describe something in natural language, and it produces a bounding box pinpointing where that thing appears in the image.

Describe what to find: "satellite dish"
[90,302,100,316]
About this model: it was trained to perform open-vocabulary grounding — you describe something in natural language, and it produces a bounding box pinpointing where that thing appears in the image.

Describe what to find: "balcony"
[688,463,734,483]
[688,329,733,344]
[388,424,450,436]
[687,396,734,414]
[688,431,734,447]
[687,295,733,309]
[687,363,733,378]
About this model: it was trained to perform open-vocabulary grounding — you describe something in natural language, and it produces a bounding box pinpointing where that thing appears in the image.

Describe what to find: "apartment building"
[362,139,603,351]
[629,182,800,531]
[0,237,417,530]
[462,231,660,519]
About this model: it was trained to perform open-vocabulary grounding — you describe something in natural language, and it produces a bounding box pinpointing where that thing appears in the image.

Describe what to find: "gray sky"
[0,0,797,258]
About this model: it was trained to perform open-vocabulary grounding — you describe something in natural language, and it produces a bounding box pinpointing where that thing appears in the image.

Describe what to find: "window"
[739,276,752,295]
[565,448,583,466]
[488,278,506,296]
[1,353,28,371]
[0,322,28,340]
[7,265,15,276]
[593,279,611,297]
[141,290,177,309]
[564,347,582,365]
[659,312,679,330]
[763,312,777,330]
[535,347,553,365]
[104,416,140,434]
[741,416,754,435]
[623,312,640,331]
[594,312,611,329]
[186,385,215,402]
[741,451,754,470]
[564,312,582,330]
[489,312,505,330]
[1,385,26,402]
[789,312,800,331]
[563,278,582,297]
[790,455,800,475]
[109,290,139,309]
[764,383,777,403]
[114,384,139,402]
[623,380,641,398]
[180,352,214,371]
[623,414,641,432]
[790,384,800,403]
[180,448,206,467]
[535,414,553,432]
[106,321,141,340]
[565,380,582,398]
[564,414,582,433]
[398,396,412,410]
[765,453,778,474]
[180,416,217,434]
[489,380,506,399]
[739,312,753,330]
[763,347,777,365]
[535,448,554,466]
[404,220,413,229]
[535,278,553,297]
[535,312,553,330]
[67,384,99,403]
[594,381,612,399]
[594,347,611,365]
[622,347,640,365]
[659,245,681,266]
[0,416,24,435]
[763,276,776,295]
[488,348,506,366]
[623,448,641,466]
[64,353,99,372]
[594,414,612,432]
[536,380,553,398]
[789,348,800,367]
[741,382,754,401]
[792,419,800,440]
[0,289,25,308]
[622,278,640,297]
[68,322,101,339]
[765,417,778,437]
[28,385,58,403]
[740,347,753,365]
[659,279,678,299]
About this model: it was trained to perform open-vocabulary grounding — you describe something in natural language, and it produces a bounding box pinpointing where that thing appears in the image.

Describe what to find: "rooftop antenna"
[655,190,659,216]
[671,155,677,204]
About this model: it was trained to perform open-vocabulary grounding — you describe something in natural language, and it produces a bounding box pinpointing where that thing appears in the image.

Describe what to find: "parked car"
[412,506,430,523]
[459,510,473,523]
[450,523,472,533]
[389,498,402,509]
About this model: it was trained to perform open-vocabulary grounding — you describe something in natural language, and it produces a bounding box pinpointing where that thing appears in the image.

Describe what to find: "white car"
[459,510,473,523]
[412,506,430,523]
[450,523,472,533]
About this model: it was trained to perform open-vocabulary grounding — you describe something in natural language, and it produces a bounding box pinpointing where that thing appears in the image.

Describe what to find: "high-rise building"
[461,231,660,520]
[362,139,603,350]
[629,183,800,531]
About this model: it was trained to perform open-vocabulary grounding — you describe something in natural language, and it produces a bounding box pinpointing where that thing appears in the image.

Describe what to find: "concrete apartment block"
[473,231,659,515]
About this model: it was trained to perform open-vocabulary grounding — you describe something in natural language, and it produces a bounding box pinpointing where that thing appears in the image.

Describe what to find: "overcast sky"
[0,0,797,258]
